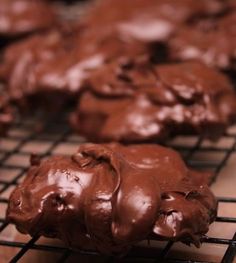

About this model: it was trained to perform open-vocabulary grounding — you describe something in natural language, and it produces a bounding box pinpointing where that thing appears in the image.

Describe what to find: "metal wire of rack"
[0,113,235,263]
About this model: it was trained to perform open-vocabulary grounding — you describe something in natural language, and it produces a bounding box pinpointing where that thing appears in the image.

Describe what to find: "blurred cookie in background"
[168,11,236,72]
[71,60,236,143]
[0,0,58,39]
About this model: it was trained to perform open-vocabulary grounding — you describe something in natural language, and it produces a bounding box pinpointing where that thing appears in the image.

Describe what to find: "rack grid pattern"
[0,1,236,261]
[0,113,236,263]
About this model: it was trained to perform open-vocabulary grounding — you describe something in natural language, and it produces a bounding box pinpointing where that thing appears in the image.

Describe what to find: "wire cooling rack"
[0,1,236,262]
[0,112,236,263]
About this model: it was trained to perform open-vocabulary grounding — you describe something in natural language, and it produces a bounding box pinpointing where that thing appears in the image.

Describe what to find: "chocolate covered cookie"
[168,11,236,71]
[7,143,217,254]
[71,60,236,142]
[0,24,83,109]
[0,22,154,109]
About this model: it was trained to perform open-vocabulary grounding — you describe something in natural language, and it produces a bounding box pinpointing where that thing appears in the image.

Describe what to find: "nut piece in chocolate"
[7,143,217,254]
[71,60,236,143]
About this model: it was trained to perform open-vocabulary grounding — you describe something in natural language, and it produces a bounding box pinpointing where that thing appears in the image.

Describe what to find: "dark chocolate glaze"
[0,29,66,82]
[0,24,83,110]
[0,93,14,135]
[21,30,152,99]
[168,11,236,70]
[7,143,217,254]
[70,60,236,143]
[0,19,153,108]
[0,24,165,113]
[0,0,57,38]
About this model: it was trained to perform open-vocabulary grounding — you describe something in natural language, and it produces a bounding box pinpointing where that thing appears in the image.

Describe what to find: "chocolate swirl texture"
[71,60,236,142]
[7,143,217,254]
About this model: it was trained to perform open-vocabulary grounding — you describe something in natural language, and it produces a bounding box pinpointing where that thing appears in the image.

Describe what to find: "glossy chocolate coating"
[0,16,155,106]
[71,61,236,142]
[22,30,151,98]
[0,25,83,109]
[7,143,217,254]
[168,11,236,70]
[0,94,14,135]
[0,0,57,38]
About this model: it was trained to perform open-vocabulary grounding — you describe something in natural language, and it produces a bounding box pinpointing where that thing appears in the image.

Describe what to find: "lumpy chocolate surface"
[71,61,236,142]
[0,2,178,107]
[7,143,217,254]
[0,25,83,109]
[168,11,236,70]
[0,0,57,38]
[0,21,153,107]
